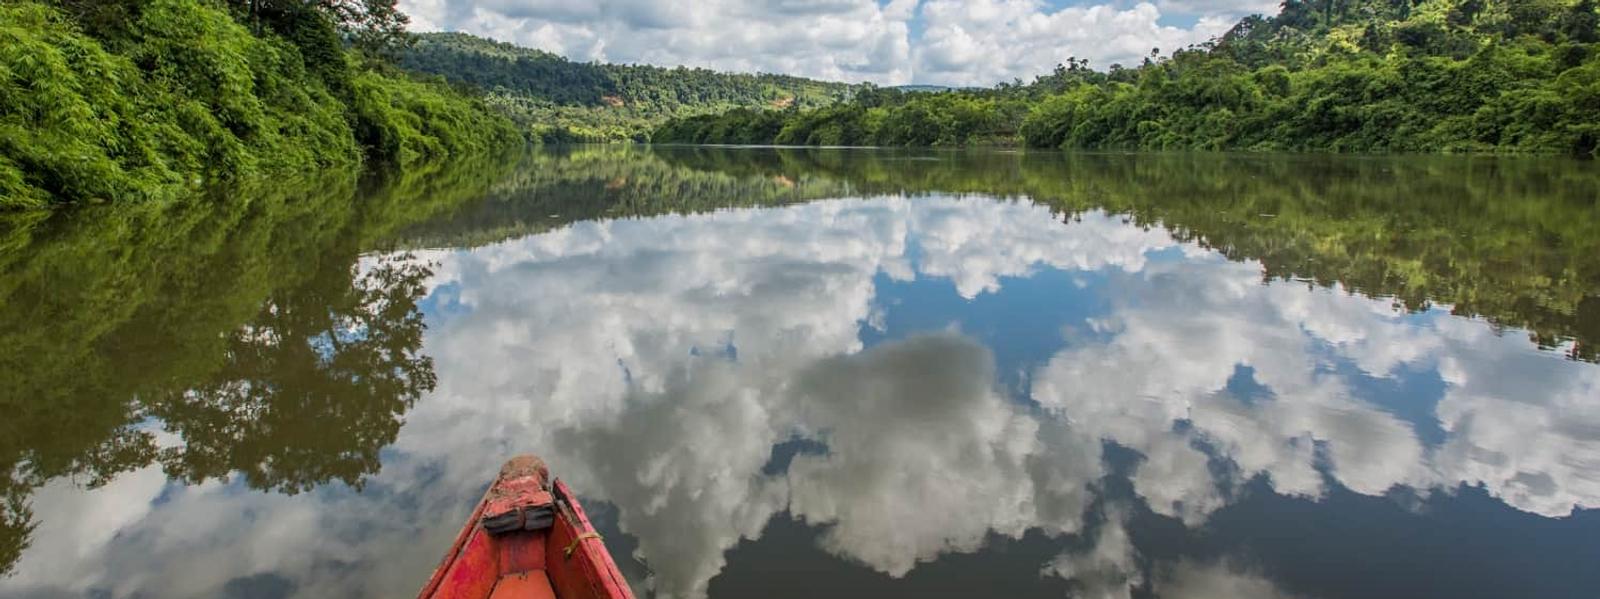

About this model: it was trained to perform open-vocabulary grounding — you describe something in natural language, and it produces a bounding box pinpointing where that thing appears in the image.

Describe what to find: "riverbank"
[0,0,522,210]
[652,0,1600,156]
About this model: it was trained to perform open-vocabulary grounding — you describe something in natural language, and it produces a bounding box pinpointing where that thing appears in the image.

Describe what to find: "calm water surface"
[2,147,1598,598]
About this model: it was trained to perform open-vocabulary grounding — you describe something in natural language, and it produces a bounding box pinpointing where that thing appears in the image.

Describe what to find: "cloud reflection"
[783,334,1094,577]
[6,194,1597,599]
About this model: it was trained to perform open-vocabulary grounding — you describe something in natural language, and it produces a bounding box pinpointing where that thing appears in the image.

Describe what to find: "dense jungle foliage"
[399,32,858,143]
[0,0,520,209]
[653,0,1600,156]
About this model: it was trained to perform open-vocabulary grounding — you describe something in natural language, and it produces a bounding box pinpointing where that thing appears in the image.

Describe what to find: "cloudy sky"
[397,0,1278,86]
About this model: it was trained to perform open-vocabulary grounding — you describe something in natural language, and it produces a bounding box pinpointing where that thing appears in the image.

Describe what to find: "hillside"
[654,0,1600,156]
[400,32,858,142]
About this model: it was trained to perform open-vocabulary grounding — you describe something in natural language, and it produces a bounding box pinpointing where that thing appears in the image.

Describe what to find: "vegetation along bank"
[0,0,522,210]
[652,0,1600,156]
[398,32,858,143]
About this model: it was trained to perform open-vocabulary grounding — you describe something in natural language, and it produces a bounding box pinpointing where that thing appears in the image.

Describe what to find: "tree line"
[399,32,858,142]
[653,0,1600,157]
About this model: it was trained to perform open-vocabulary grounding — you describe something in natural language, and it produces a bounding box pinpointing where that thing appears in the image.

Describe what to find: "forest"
[400,32,858,142]
[653,0,1600,156]
[0,0,521,209]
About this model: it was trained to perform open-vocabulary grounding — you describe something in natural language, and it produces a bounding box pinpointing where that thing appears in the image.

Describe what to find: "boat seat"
[489,571,556,599]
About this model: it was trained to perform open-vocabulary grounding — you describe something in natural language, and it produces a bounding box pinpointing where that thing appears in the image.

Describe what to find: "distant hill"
[400,32,859,141]
[654,0,1600,156]
[891,85,958,93]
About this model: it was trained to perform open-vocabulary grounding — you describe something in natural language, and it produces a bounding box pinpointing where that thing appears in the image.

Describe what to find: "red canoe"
[417,456,635,599]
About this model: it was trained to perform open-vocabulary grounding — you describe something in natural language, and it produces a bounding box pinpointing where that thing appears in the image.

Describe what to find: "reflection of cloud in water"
[1150,559,1305,599]
[1033,258,1600,522]
[1431,318,1600,517]
[909,200,1175,298]
[784,334,1094,577]
[403,196,1153,596]
[5,195,1597,599]
[1042,508,1303,599]
[1033,260,1433,522]
[1044,506,1141,599]
[546,361,789,599]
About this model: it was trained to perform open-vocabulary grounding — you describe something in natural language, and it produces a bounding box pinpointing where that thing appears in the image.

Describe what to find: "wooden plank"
[489,571,557,599]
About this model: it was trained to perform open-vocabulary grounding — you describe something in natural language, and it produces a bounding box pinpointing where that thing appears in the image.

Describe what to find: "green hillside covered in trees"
[0,0,520,210]
[399,32,858,142]
[654,0,1600,156]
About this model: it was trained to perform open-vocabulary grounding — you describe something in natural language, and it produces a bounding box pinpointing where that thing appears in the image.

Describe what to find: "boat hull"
[418,456,634,599]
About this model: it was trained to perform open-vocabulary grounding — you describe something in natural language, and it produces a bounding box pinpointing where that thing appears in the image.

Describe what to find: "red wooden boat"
[418,455,635,599]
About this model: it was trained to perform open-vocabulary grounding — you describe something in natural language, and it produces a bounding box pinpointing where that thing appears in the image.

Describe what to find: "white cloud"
[916,0,1232,85]
[398,0,1250,86]
[403,0,915,83]
[1157,0,1280,19]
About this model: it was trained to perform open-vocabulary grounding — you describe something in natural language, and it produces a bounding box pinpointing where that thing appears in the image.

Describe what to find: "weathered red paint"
[417,456,636,599]
[546,479,633,599]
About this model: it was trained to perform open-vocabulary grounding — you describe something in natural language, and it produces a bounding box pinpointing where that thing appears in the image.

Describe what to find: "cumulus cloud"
[1157,0,1281,19]
[398,0,1251,86]
[916,0,1232,85]
[402,0,914,83]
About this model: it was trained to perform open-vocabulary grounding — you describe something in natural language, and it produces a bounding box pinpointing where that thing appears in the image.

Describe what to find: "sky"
[396,0,1281,86]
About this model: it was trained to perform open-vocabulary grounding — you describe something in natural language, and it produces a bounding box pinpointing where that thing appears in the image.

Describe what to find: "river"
[1,146,1597,598]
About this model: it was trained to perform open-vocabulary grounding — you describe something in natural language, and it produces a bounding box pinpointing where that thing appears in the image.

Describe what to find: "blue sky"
[397,0,1279,86]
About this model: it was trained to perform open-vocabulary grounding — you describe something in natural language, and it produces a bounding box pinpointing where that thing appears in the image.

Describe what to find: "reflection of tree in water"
[649,146,1600,363]
[0,255,436,575]
[0,405,160,576]
[0,481,29,577]
[0,155,497,576]
[149,256,436,494]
